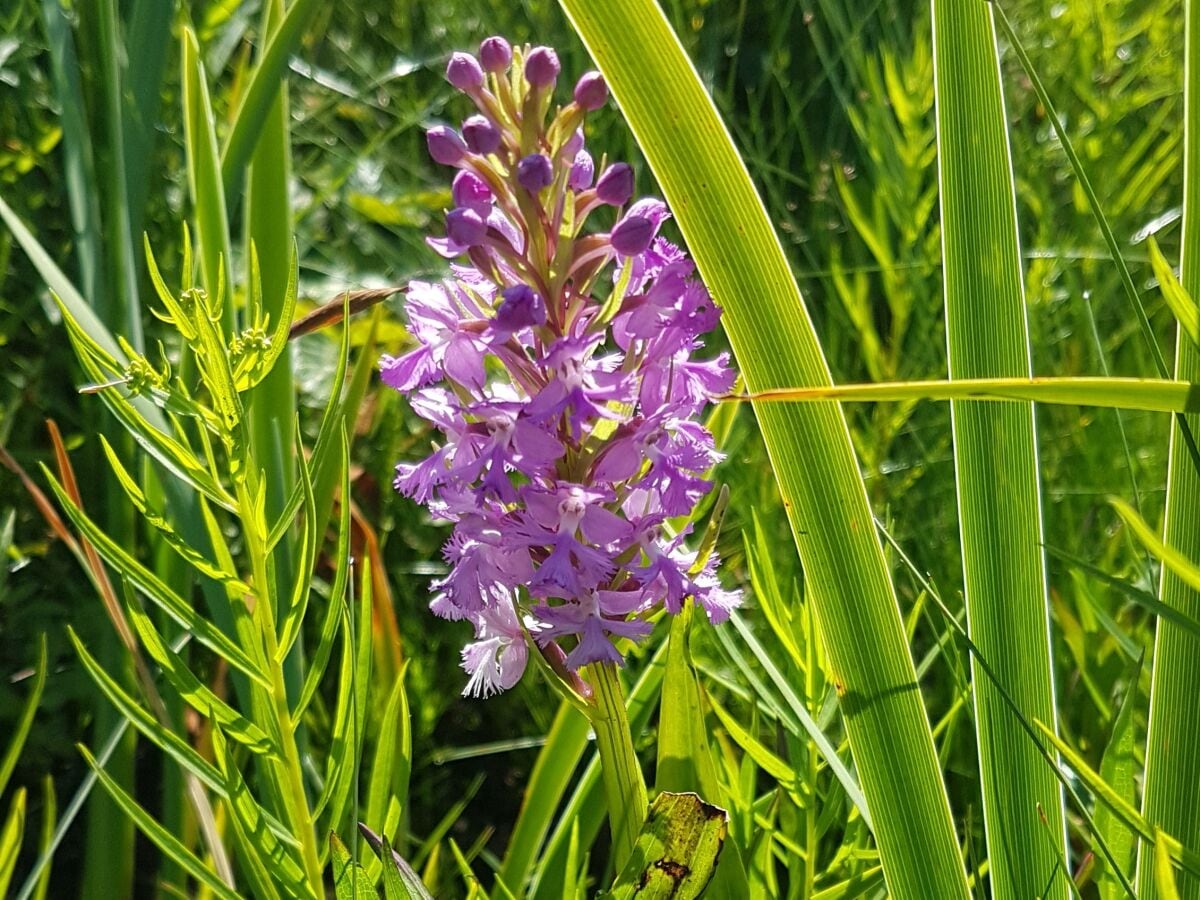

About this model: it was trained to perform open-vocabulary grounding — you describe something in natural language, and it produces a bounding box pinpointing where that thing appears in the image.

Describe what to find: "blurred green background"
[0,0,1183,894]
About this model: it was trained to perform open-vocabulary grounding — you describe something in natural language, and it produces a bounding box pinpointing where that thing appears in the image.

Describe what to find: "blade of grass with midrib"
[930,2,1068,897]
[557,2,969,896]
[1137,2,1200,896]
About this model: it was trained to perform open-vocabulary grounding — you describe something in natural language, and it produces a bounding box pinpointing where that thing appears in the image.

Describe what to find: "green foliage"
[3,0,1200,896]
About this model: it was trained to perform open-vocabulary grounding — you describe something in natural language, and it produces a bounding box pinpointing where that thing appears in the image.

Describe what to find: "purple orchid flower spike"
[387,39,742,698]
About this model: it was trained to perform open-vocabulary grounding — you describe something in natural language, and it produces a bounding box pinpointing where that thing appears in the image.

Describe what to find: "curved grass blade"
[931,0,1067,894]
[1111,499,1200,592]
[98,435,249,592]
[0,790,25,896]
[0,636,46,797]
[1149,236,1200,348]
[556,2,968,894]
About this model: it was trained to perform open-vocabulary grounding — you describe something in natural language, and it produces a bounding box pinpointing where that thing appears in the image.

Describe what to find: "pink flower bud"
[479,36,512,73]
[426,126,467,166]
[524,46,560,88]
[573,72,608,111]
[446,52,484,92]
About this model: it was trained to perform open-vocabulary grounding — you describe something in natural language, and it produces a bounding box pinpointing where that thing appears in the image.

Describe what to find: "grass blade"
[931,0,1067,895]
[1138,3,1200,893]
[181,24,234,334]
[556,2,968,894]
[737,376,1200,413]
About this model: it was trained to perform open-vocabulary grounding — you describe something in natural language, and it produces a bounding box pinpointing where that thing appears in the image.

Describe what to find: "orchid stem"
[587,661,647,870]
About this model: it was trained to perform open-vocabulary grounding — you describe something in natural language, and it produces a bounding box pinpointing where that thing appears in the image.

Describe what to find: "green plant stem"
[586,662,647,870]
[235,476,323,890]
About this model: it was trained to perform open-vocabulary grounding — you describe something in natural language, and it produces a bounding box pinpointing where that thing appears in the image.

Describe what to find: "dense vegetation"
[0,0,1194,897]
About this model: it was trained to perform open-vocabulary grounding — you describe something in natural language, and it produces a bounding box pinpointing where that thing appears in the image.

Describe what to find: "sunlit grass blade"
[1149,236,1200,348]
[1035,723,1200,878]
[220,0,323,200]
[210,726,309,899]
[736,376,1200,413]
[123,597,275,757]
[1097,656,1141,899]
[0,636,46,798]
[557,2,968,894]
[47,474,268,685]
[0,794,24,890]
[181,25,234,334]
[363,663,411,841]
[1138,5,1200,894]
[720,614,871,827]
[1111,499,1200,592]
[931,0,1067,895]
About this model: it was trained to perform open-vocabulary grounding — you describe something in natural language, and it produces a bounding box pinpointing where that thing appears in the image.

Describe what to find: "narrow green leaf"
[811,867,887,900]
[32,776,55,900]
[607,792,727,900]
[0,635,46,798]
[725,614,871,829]
[358,827,434,900]
[123,597,274,756]
[1138,6,1200,891]
[496,702,591,896]
[0,789,26,898]
[1035,722,1200,878]
[1148,237,1200,348]
[295,432,353,716]
[268,298,352,553]
[318,564,372,832]
[1112,499,1200,592]
[1156,834,1184,900]
[739,376,1200,414]
[181,25,234,333]
[330,833,364,900]
[211,727,308,899]
[706,693,797,791]
[655,603,748,897]
[556,2,968,894]
[69,628,226,796]
[529,645,666,900]
[931,0,1067,895]
[656,604,722,799]
[364,664,411,835]
[220,0,323,199]
[1097,658,1141,899]
[47,474,267,685]
[93,0,143,349]
[39,0,103,315]
[277,418,317,657]
[99,435,248,592]
[78,745,239,900]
